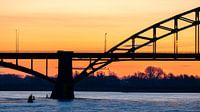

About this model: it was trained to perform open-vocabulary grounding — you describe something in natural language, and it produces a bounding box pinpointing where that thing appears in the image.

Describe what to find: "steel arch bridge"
[0,7,199,99]
[74,7,200,83]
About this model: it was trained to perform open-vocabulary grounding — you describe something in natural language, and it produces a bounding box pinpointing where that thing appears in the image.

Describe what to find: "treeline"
[1,66,200,92]
[0,74,53,91]
[75,66,200,92]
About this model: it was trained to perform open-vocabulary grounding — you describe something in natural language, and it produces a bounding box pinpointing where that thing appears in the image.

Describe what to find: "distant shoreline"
[1,90,200,93]
[1,73,200,93]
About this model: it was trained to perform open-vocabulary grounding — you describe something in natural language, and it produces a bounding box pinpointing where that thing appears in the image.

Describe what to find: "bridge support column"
[51,51,74,99]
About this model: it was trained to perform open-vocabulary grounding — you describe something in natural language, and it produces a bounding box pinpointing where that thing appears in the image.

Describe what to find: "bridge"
[0,7,199,99]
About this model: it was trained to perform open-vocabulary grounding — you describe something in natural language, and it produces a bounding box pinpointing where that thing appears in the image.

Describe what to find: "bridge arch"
[107,7,200,54]
[0,61,55,83]
[74,7,200,84]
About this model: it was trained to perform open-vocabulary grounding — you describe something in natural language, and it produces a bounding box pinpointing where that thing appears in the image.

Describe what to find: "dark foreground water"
[0,91,200,112]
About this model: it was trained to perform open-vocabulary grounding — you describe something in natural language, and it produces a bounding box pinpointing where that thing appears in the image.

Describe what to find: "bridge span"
[1,52,200,61]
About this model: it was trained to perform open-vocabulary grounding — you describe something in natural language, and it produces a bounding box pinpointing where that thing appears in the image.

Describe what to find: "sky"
[0,0,200,77]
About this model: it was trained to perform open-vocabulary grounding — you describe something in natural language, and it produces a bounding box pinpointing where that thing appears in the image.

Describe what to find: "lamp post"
[15,29,19,65]
[16,29,19,53]
[104,33,107,53]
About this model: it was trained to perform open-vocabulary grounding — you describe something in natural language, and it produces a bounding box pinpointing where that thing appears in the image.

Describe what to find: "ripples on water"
[0,91,200,112]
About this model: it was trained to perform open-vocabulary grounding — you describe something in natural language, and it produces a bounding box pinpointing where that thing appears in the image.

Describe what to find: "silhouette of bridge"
[0,7,199,99]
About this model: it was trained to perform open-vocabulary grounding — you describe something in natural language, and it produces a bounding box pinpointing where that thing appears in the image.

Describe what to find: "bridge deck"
[0,53,199,61]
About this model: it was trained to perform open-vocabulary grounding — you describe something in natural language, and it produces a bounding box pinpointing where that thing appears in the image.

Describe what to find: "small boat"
[27,94,35,103]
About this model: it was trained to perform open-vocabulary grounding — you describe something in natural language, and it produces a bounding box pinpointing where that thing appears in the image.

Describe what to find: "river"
[0,91,200,112]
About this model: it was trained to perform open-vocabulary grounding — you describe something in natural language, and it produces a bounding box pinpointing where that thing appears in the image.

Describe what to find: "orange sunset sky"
[1,0,200,77]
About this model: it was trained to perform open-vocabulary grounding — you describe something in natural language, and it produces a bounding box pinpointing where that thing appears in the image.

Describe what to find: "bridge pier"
[50,51,74,99]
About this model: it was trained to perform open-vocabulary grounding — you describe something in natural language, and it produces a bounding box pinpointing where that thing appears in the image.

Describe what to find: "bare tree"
[134,72,146,79]
[145,66,165,79]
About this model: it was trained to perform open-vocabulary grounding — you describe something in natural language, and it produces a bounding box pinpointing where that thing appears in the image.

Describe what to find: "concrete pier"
[51,51,74,99]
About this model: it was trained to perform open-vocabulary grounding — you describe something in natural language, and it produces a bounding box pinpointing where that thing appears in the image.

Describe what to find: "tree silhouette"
[145,66,165,79]
[134,72,146,79]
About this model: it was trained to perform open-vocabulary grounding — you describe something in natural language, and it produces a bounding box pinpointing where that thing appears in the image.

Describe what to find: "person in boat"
[27,94,35,103]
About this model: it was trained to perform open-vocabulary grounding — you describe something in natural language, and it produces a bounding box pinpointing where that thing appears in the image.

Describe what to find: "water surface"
[0,91,200,112]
